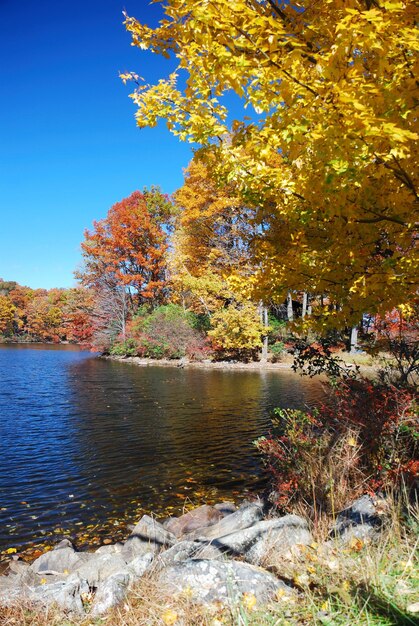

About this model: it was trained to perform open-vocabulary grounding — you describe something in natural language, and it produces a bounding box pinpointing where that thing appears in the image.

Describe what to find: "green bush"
[110,338,138,356]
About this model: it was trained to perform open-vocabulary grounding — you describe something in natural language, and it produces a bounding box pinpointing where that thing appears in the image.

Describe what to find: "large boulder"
[156,541,224,569]
[121,535,159,562]
[165,505,224,537]
[90,571,131,616]
[211,515,312,564]
[28,577,89,614]
[67,553,128,587]
[185,501,264,541]
[214,502,237,516]
[158,558,289,605]
[130,514,176,547]
[31,542,89,575]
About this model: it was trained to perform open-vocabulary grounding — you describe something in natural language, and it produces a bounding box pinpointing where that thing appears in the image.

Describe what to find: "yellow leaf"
[161,608,178,625]
[242,592,257,611]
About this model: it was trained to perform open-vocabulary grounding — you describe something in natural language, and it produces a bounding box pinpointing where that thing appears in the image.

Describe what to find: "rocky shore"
[0,495,387,617]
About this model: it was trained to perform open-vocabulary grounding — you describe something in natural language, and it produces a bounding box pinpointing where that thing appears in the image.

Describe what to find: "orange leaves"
[79,189,173,307]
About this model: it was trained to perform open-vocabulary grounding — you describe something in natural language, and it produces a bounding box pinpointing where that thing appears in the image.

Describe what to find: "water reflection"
[0,346,323,551]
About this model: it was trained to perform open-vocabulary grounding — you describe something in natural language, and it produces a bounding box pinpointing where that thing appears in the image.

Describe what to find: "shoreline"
[102,354,300,371]
[101,353,376,374]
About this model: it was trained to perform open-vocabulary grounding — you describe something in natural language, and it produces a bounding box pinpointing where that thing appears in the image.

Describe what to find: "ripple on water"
[0,344,324,554]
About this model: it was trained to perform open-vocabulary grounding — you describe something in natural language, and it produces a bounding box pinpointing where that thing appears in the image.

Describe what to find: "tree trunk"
[302,292,308,319]
[287,292,294,322]
[350,325,359,353]
[259,302,269,363]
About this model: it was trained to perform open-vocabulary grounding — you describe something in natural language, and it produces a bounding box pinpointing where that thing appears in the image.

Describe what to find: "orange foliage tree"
[78,189,174,309]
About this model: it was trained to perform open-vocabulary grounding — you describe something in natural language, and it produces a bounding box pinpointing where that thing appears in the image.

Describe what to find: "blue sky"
[0,1,194,289]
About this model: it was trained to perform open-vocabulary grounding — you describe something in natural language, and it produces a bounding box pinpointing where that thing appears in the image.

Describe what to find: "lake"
[0,344,323,555]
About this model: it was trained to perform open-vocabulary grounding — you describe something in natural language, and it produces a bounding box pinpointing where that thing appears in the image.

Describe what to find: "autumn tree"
[172,155,269,356]
[172,156,256,312]
[0,295,16,336]
[78,188,174,309]
[123,1,418,331]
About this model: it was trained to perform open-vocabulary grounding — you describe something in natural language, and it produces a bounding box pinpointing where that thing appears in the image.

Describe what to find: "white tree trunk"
[350,325,359,353]
[287,292,294,322]
[302,292,308,319]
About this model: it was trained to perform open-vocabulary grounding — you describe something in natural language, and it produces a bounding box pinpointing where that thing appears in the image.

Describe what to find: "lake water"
[0,344,323,555]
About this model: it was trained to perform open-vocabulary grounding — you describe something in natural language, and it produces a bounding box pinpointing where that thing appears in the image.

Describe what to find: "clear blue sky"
[0,1,194,289]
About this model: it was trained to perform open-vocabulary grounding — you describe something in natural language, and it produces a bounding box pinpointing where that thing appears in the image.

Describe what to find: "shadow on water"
[0,345,323,552]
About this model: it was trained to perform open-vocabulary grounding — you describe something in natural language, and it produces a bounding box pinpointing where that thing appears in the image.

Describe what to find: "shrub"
[208,302,264,361]
[110,338,138,356]
[255,378,418,518]
[131,304,210,360]
[269,341,285,362]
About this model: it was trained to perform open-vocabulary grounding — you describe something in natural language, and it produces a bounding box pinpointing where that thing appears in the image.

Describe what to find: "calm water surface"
[0,345,323,552]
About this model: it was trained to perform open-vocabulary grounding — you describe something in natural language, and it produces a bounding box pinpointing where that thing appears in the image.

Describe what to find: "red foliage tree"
[78,189,174,308]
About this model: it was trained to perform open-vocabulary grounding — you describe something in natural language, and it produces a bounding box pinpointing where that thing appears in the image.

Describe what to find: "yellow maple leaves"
[123,1,418,329]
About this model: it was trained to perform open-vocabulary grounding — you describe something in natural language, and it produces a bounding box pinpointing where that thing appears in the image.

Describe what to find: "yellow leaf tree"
[124,0,418,329]
[172,155,268,356]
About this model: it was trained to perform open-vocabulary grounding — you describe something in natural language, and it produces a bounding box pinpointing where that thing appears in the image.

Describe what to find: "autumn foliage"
[255,378,418,516]
[123,0,418,330]
[79,189,173,307]
[0,280,94,343]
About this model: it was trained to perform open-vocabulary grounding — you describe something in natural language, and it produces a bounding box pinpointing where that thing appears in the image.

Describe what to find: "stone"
[158,558,289,605]
[338,524,379,544]
[165,505,224,537]
[0,576,24,605]
[29,577,89,614]
[127,552,154,578]
[156,541,224,569]
[204,515,311,564]
[130,514,176,547]
[67,553,128,587]
[333,495,383,537]
[91,572,131,616]
[121,535,160,562]
[214,501,237,516]
[31,546,89,575]
[185,501,264,541]
[95,542,124,555]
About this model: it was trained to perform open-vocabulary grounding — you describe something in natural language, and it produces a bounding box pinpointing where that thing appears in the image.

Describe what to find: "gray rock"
[333,495,383,537]
[130,514,176,547]
[90,572,131,616]
[156,541,224,569]
[0,576,24,604]
[165,505,224,537]
[127,552,154,578]
[209,515,312,564]
[158,558,289,605]
[339,523,379,544]
[185,501,263,541]
[29,577,89,614]
[95,542,124,555]
[31,546,89,575]
[121,535,159,562]
[67,553,128,587]
[214,502,237,516]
